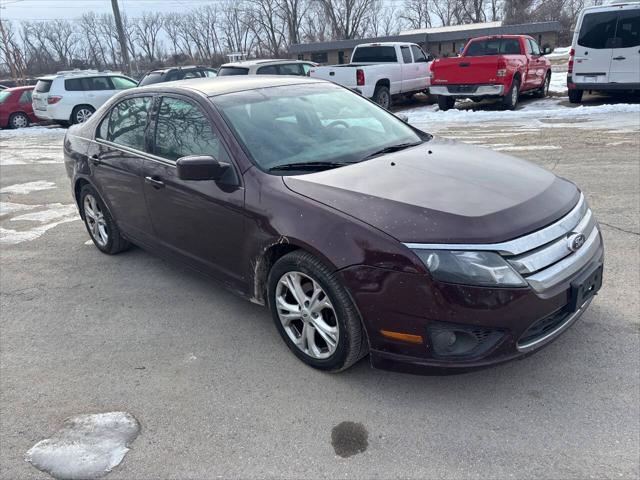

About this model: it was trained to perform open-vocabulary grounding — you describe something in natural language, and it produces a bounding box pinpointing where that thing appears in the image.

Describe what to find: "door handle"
[145,176,165,189]
[90,155,102,166]
[612,56,626,60]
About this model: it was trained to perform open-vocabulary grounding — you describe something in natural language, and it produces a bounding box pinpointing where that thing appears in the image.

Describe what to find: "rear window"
[578,11,618,49]
[465,39,522,56]
[352,46,398,63]
[35,80,52,93]
[139,72,164,86]
[217,67,249,76]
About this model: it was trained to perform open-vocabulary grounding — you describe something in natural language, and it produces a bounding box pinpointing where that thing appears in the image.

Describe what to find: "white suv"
[568,1,640,103]
[32,70,137,124]
[217,59,317,77]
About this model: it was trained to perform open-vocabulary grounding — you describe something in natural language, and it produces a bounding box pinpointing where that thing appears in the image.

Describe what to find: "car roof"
[4,85,34,92]
[37,70,129,80]
[582,1,640,11]
[148,65,214,74]
[137,75,326,97]
[220,59,306,68]
[470,35,530,41]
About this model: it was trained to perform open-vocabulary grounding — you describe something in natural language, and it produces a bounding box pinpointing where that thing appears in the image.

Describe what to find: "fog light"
[428,324,504,359]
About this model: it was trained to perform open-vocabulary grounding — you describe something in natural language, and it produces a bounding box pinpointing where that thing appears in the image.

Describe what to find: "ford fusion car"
[63,76,603,374]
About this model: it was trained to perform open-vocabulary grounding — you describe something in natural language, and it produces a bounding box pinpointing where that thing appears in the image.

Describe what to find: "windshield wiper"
[362,141,423,160]
[268,161,350,172]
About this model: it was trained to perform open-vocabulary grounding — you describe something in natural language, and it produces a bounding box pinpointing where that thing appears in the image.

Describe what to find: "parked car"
[32,70,137,125]
[0,86,38,129]
[217,59,317,77]
[430,35,552,110]
[0,84,9,90]
[138,65,218,86]
[64,76,603,375]
[568,1,640,103]
[310,42,433,109]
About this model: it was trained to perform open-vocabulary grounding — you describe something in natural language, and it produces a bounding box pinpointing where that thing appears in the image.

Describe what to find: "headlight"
[413,250,526,287]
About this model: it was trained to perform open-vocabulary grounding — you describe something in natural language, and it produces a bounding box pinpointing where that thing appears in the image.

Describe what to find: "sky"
[0,0,229,21]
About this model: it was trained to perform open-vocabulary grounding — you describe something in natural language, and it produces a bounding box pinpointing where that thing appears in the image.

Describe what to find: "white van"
[568,1,639,103]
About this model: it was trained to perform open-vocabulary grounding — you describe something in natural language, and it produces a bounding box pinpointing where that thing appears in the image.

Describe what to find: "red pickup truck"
[430,35,552,110]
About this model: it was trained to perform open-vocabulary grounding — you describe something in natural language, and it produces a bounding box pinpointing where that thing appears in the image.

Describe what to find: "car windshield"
[213,83,425,173]
[465,39,521,56]
[0,91,11,104]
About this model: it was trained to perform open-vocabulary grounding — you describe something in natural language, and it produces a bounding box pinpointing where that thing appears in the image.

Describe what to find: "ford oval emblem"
[567,232,586,252]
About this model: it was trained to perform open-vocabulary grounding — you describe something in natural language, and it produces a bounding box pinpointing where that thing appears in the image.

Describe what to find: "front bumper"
[430,84,505,97]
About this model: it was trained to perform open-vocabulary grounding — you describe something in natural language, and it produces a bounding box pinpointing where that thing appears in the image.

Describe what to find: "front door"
[142,95,246,287]
[91,95,154,240]
[609,9,640,84]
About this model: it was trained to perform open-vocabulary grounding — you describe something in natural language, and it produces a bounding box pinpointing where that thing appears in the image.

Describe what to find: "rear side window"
[217,67,249,76]
[578,11,618,49]
[19,90,32,103]
[35,80,52,93]
[352,46,398,63]
[617,10,640,48]
[411,45,428,62]
[85,77,113,91]
[257,65,278,75]
[139,72,164,86]
[153,97,229,162]
[65,78,86,91]
[466,39,522,56]
[181,70,203,79]
[111,76,137,90]
[278,64,304,75]
[401,46,412,63]
[100,96,152,151]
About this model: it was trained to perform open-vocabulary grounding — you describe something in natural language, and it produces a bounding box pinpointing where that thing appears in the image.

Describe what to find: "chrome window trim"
[404,193,586,255]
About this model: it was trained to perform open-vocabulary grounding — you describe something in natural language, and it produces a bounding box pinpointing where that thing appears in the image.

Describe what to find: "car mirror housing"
[542,47,552,55]
[176,155,228,181]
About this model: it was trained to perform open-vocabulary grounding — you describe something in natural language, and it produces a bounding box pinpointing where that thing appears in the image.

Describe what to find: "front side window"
[257,65,278,75]
[529,39,541,55]
[214,83,424,173]
[401,46,413,63]
[65,78,85,91]
[100,96,152,151]
[278,63,304,75]
[154,97,228,162]
[181,70,203,79]
[111,76,137,90]
[411,45,428,62]
[578,11,618,49]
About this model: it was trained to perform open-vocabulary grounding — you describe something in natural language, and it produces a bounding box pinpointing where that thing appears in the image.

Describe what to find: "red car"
[0,86,38,129]
[430,35,552,110]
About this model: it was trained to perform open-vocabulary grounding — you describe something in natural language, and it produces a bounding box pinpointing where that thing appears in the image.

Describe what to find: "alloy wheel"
[76,108,93,123]
[275,271,339,359]
[511,84,519,105]
[83,194,109,247]
[378,91,390,109]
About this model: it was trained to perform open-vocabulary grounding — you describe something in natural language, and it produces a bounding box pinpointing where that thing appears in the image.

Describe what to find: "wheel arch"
[70,104,96,123]
[375,78,390,90]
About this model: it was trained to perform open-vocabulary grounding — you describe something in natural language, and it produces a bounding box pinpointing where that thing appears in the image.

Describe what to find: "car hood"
[283,138,580,244]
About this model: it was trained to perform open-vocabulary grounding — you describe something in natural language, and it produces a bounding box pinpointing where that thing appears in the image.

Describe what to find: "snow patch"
[11,203,78,223]
[549,70,568,95]
[0,181,56,195]
[0,202,39,216]
[25,412,139,480]
[493,145,561,151]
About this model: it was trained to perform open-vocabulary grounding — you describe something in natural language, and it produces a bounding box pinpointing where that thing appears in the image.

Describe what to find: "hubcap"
[379,92,389,109]
[12,114,28,128]
[83,194,108,247]
[275,271,339,359]
[76,109,93,123]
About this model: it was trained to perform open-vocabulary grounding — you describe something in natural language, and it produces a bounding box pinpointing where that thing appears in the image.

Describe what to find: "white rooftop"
[401,21,503,36]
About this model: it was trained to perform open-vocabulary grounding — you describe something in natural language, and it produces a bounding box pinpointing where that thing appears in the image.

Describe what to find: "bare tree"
[319,0,379,39]
[134,12,163,63]
[400,0,433,30]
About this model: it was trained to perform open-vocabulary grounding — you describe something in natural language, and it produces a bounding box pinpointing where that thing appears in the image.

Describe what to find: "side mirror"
[176,155,229,181]
[542,47,553,55]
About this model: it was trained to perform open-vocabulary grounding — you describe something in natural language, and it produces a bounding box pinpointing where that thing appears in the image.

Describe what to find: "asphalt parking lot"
[1,99,639,479]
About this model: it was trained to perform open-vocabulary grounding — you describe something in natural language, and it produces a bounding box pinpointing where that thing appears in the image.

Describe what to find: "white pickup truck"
[309,42,433,109]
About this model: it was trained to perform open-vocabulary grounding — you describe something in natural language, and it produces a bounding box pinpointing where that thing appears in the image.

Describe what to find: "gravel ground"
[1,96,639,479]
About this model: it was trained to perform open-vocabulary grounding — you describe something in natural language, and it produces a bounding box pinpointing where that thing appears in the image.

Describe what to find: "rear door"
[410,45,431,90]
[92,95,155,240]
[400,46,416,92]
[84,76,117,108]
[573,10,617,84]
[609,8,640,84]
[525,39,547,90]
[141,94,246,287]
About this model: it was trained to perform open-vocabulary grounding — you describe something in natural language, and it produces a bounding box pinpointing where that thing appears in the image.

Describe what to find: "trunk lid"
[283,139,580,244]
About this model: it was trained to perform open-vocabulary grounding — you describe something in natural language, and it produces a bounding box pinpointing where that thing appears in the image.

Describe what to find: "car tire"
[71,105,95,124]
[267,250,368,372]
[535,72,551,98]
[79,184,130,255]
[373,85,391,109]
[9,112,29,129]
[437,96,455,111]
[502,78,520,110]
[568,89,583,104]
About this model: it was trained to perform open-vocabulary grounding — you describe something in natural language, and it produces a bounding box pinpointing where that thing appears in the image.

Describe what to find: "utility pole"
[111,0,131,74]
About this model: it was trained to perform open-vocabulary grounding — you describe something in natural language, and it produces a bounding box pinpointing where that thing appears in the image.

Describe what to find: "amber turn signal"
[380,330,424,344]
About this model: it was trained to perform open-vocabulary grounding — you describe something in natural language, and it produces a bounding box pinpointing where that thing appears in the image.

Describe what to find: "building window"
[297,54,304,60]
[338,51,345,64]
[311,52,328,64]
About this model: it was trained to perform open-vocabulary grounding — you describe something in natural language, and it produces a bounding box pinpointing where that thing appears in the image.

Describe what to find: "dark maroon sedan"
[0,86,38,129]
[63,76,603,374]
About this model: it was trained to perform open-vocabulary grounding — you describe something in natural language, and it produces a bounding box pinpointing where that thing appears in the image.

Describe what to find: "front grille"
[518,307,571,346]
